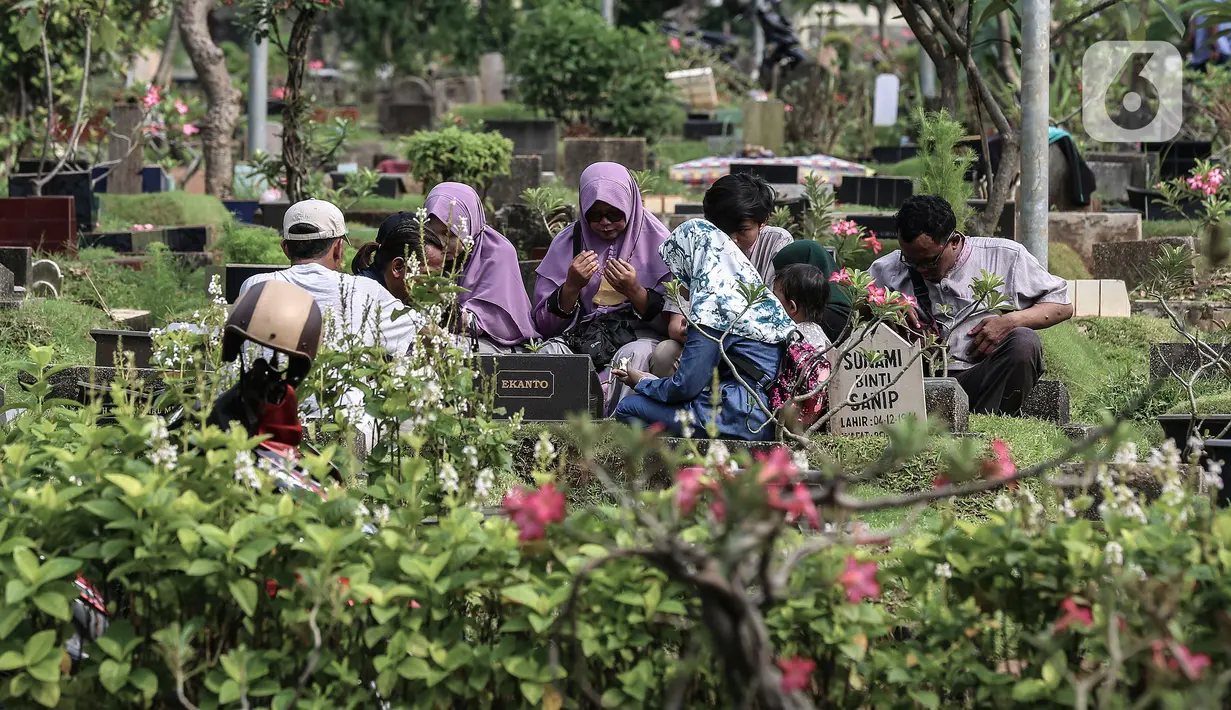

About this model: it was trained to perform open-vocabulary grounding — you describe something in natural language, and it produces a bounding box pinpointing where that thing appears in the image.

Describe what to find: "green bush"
[0,300,112,407]
[97,193,234,232]
[215,223,289,265]
[446,102,540,127]
[404,126,513,195]
[508,0,680,141]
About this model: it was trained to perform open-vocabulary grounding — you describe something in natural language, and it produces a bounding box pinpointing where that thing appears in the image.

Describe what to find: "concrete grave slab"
[477,354,600,421]
[0,247,32,288]
[1149,342,1231,381]
[488,155,542,209]
[924,377,970,433]
[1091,237,1194,289]
[562,138,647,186]
[827,324,927,435]
[1048,211,1142,264]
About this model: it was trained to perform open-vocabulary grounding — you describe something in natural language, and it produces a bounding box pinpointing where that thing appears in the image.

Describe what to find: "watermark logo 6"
[1083,41,1183,143]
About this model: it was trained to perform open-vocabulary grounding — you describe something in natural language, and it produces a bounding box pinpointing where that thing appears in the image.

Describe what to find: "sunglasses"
[585,209,626,224]
[900,231,963,270]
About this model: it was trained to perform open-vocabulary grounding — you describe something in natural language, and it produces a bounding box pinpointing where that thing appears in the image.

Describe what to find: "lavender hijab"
[424,182,539,346]
[534,162,672,319]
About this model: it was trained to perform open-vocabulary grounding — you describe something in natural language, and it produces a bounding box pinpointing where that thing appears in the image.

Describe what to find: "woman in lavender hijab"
[532,162,673,415]
[423,182,543,352]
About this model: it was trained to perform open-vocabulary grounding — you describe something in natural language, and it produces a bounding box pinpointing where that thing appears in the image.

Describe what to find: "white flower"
[792,450,809,472]
[674,409,697,439]
[1062,499,1077,518]
[438,462,460,494]
[706,441,730,468]
[534,432,556,465]
[463,445,478,469]
[234,450,260,490]
[1112,442,1138,464]
[1104,541,1124,566]
[475,468,494,499]
[146,417,178,470]
[935,563,953,579]
[1202,459,1224,490]
[1127,563,1147,581]
[993,494,1014,514]
[375,505,391,524]
[415,207,428,225]
[1188,434,1205,456]
[208,274,226,305]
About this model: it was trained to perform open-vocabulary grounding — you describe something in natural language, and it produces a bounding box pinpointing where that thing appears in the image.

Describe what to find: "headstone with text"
[478,354,600,421]
[827,324,926,435]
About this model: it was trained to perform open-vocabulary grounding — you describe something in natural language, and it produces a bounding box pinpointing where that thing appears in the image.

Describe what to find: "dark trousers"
[954,327,1043,415]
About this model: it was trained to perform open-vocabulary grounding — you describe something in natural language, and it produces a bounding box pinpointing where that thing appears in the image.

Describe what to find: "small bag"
[561,224,640,370]
[730,334,831,430]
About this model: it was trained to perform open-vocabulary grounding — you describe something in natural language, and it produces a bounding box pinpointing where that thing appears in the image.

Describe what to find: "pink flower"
[898,294,918,308]
[710,498,726,523]
[181,123,199,136]
[784,104,793,112]
[503,483,566,542]
[308,60,324,70]
[675,466,709,514]
[776,657,816,693]
[410,599,421,609]
[669,36,682,52]
[271,86,286,100]
[1055,597,1094,632]
[866,284,887,306]
[174,99,189,115]
[767,481,820,529]
[830,219,860,238]
[838,556,880,603]
[829,267,852,285]
[755,446,798,484]
[1173,645,1211,680]
[862,234,883,255]
[142,85,161,109]
[932,474,950,489]
[982,440,1016,488]
[266,579,278,597]
[792,482,820,529]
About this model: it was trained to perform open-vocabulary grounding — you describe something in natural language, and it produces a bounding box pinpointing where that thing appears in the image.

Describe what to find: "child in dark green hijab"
[771,241,851,342]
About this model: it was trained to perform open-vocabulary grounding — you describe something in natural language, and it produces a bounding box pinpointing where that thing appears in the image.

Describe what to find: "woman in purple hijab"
[424,182,541,351]
[532,162,673,415]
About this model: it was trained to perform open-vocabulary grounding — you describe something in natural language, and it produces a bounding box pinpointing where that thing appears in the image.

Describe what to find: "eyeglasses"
[900,231,963,270]
[585,209,626,224]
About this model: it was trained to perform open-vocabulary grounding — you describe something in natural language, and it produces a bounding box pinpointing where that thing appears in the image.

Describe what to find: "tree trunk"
[154,2,180,89]
[970,131,1020,236]
[996,12,1020,88]
[178,0,240,198]
[934,54,960,118]
[282,9,318,204]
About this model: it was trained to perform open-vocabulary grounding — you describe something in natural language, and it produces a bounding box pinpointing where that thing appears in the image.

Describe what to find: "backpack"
[767,336,831,430]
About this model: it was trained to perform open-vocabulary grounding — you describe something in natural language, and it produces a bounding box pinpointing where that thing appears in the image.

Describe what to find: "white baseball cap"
[283,199,349,242]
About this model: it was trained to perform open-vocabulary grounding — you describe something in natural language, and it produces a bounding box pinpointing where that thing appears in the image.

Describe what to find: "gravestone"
[92,329,154,368]
[477,354,598,420]
[827,324,927,435]
[164,226,210,252]
[259,201,292,233]
[0,247,32,288]
[561,138,648,186]
[488,155,542,209]
[433,76,482,117]
[1048,212,1141,264]
[1148,342,1231,381]
[1085,151,1152,190]
[109,309,151,331]
[224,200,261,224]
[870,145,918,163]
[106,104,145,194]
[30,259,62,299]
[0,265,18,309]
[495,203,575,256]
[0,196,78,253]
[872,74,900,127]
[836,176,913,208]
[742,98,785,155]
[484,120,559,174]
[378,103,433,135]
[1126,187,1200,220]
[480,52,505,105]
[923,377,969,433]
[82,231,134,252]
[1087,160,1134,203]
[843,213,898,240]
[225,264,290,303]
[518,260,540,299]
[731,162,799,185]
[706,135,742,155]
[965,199,1017,239]
[1021,380,1070,424]
[8,170,94,232]
[1091,237,1194,289]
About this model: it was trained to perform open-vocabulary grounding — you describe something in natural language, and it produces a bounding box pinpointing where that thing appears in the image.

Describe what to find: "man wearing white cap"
[238,198,422,355]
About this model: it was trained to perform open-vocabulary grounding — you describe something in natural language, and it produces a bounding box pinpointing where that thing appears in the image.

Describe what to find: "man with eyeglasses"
[867,195,1074,415]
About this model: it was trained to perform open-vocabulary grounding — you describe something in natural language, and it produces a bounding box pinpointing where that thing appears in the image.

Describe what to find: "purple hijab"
[425,182,539,346]
[534,162,672,318]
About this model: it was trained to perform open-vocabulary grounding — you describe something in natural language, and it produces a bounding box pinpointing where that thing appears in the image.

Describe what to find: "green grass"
[97,193,234,232]
[449,102,541,125]
[867,157,924,178]
[1048,241,1092,280]
[349,194,425,212]
[0,300,113,407]
[58,245,212,326]
[1039,316,1181,424]
[1142,219,1199,239]
[1167,387,1231,414]
[653,139,713,168]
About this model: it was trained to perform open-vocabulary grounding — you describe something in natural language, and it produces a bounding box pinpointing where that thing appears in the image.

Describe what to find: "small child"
[773,263,832,350]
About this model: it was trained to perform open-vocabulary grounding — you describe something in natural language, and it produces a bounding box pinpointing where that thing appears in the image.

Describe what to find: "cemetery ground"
[3,189,1227,534]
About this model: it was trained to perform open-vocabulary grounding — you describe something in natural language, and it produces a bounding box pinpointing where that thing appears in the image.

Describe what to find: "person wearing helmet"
[237,199,423,356]
[208,280,324,447]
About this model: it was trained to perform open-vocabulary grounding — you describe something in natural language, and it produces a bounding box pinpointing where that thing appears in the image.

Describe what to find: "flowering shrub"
[1157,160,1230,233]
